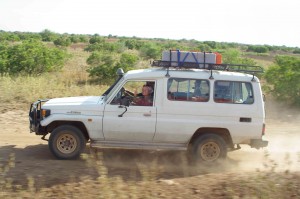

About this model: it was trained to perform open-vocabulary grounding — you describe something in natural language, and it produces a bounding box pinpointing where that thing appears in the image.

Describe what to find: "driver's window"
[110,81,155,106]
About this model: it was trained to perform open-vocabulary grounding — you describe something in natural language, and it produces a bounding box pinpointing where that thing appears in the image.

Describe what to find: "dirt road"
[0,102,299,196]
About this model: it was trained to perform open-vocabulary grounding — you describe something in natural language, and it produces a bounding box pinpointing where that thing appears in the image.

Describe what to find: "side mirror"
[118,97,130,117]
[120,97,130,107]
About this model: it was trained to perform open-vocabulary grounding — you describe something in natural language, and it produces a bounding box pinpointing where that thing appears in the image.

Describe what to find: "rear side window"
[214,81,254,104]
[167,78,209,102]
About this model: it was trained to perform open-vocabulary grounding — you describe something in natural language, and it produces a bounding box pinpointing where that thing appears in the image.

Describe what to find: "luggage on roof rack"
[152,50,264,74]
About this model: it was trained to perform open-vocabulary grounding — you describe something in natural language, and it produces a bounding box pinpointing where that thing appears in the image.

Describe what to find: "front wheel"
[191,134,227,162]
[49,125,86,159]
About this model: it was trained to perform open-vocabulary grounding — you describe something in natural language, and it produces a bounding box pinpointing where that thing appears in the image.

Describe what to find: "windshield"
[102,76,123,96]
[103,76,124,102]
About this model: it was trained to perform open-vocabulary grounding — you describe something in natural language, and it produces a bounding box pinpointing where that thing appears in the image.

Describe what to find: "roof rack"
[152,50,264,80]
[152,60,264,81]
[151,60,264,73]
[152,50,264,74]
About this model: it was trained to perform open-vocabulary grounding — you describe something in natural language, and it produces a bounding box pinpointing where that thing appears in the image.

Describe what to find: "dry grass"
[1,151,299,198]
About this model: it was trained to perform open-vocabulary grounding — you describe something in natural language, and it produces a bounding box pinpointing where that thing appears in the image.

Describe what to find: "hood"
[43,96,103,106]
[42,96,105,114]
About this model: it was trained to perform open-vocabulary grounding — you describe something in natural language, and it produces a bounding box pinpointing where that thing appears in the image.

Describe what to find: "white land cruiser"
[29,51,268,162]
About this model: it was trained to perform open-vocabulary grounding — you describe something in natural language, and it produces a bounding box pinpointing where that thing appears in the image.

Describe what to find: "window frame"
[167,78,210,102]
[213,80,254,104]
[109,80,156,106]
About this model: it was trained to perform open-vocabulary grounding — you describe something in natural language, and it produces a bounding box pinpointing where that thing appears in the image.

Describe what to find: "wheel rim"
[199,141,221,161]
[56,133,77,154]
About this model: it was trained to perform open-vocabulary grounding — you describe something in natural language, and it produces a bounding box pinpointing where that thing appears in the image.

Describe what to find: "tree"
[264,56,300,106]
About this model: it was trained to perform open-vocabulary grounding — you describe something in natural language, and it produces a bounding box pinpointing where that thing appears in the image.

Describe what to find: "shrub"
[247,45,269,53]
[87,52,139,83]
[264,55,300,106]
[1,40,67,75]
[140,43,161,59]
[54,37,71,47]
[222,49,256,65]
[89,35,105,44]
[124,39,142,50]
[39,29,58,42]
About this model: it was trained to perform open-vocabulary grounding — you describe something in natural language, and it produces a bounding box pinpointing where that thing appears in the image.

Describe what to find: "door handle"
[240,117,252,122]
[143,112,151,117]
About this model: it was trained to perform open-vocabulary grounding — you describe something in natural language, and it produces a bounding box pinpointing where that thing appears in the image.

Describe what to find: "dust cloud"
[226,97,300,173]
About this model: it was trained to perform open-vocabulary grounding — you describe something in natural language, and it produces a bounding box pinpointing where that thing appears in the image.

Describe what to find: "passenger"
[133,85,153,106]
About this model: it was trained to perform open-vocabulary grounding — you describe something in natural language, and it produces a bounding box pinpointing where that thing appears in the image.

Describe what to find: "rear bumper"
[250,139,268,149]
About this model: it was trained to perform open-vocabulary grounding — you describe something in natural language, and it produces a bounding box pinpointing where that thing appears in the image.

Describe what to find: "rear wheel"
[191,134,227,162]
[49,125,86,159]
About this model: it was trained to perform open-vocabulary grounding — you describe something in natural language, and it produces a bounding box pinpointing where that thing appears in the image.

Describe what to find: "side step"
[90,140,187,151]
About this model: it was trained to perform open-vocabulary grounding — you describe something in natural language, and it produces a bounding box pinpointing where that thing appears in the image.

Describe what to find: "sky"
[0,0,299,47]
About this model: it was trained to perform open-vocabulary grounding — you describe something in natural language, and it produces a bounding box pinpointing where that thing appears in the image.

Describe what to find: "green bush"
[89,35,105,44]
[124,39,142,50]
[0,40,67,75]
[140,43,161,59]
[247,45,269,53]
[39,29,58,42]
[293,48,300,54]
[54,36,71,47]
[222,49,256,65]
[264,55,300,106]
[87,52,138,82]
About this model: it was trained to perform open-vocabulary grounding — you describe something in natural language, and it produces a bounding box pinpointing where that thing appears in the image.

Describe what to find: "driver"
[133,85,153,106]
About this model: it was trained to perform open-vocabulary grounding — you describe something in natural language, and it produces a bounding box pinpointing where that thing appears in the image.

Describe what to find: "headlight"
[41,109,51,118]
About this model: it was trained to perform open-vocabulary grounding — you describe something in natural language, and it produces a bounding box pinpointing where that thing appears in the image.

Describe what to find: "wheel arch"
[47,121,90,141]
[189,127,234,149]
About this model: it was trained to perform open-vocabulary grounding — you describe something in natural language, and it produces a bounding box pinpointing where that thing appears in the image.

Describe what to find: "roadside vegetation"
[0,29,300,198]
[1,151,300,198]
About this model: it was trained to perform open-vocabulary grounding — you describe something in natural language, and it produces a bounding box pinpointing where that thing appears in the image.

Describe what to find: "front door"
[103,80,156,142]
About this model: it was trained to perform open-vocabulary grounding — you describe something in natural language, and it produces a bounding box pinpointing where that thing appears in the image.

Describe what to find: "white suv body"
[29,67,268,161]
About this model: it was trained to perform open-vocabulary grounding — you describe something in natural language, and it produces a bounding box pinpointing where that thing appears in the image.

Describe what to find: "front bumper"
[29,99,48,134]
[250,139,268,149]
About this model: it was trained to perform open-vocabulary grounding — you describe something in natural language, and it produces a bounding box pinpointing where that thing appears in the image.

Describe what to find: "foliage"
[293,48,300,54]
[0,40,67,75]
[264,55,300,106]
[139,42,162,59]
[87,52,139,82]
[124,39,142,50]
[89,35,104,44]
[54,36,71,47]
[222,49,256,65]
[197,43,212,51]
[85,36,125,53]
[247,45,269,53]
[39,29,58,42]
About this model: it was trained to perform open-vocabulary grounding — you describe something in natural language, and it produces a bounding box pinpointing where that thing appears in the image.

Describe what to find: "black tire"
[191,134,227,162]
[49,125,86,160]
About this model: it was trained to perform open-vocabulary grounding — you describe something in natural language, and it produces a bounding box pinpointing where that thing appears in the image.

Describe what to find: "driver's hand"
[134,89,137,97]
